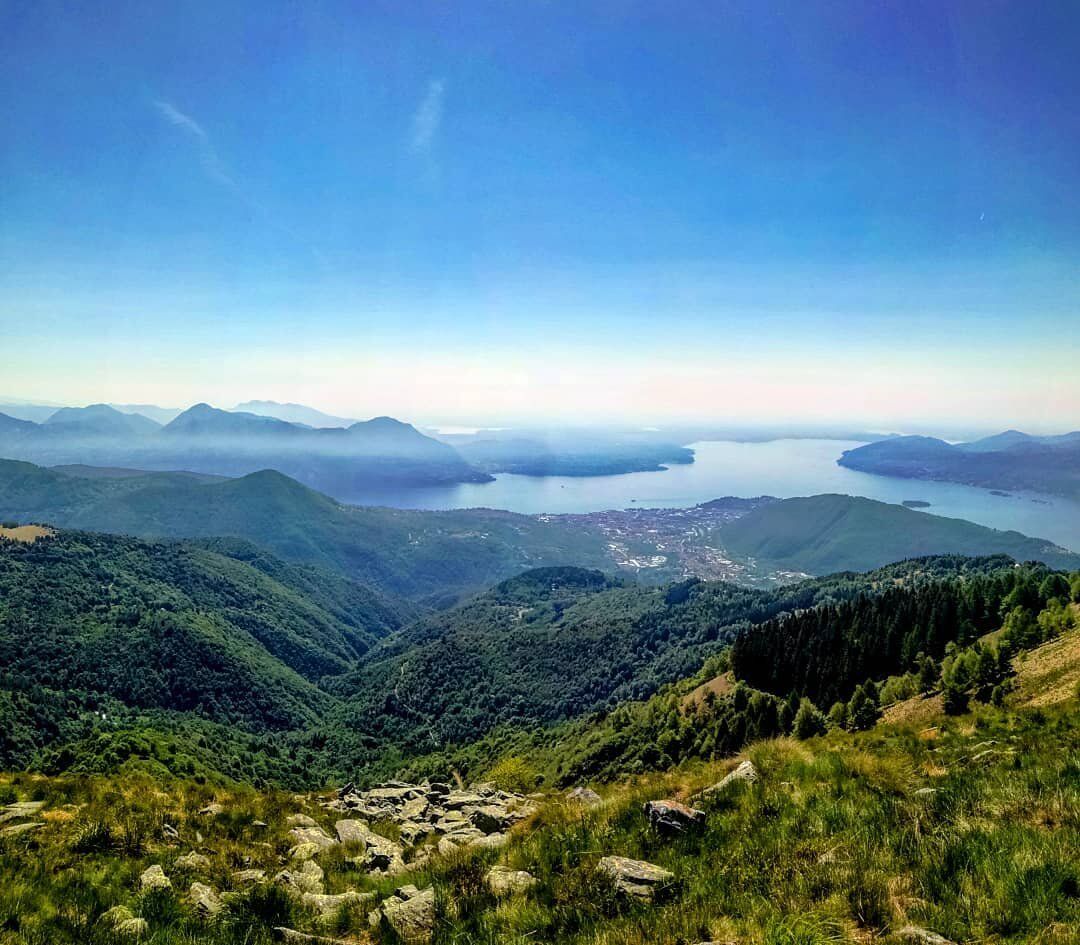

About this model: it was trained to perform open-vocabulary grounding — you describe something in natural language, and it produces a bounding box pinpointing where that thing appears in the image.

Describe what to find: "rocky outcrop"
[322,780,536,861]
[643,799,706,835]
[276,859,325,895]
[597,856,674,900]
[0,801,45,824]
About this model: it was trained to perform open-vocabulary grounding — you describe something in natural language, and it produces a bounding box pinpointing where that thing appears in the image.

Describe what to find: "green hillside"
[0,530,408,770]
[721,493,1080,573]
[0,459,613,605]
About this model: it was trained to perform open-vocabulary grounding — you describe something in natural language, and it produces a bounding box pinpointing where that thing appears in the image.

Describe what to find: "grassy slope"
[0,699,1075,944]
[721,493,1080,574]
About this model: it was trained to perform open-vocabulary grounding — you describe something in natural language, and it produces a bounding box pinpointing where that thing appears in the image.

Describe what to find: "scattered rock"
[913,788,938,797]
[485,865,537,896]
[189,881,223,918]
[290,826,337,850]
[699,760,758,797]
[275,927,354,945]
[162,823,180,841]
[287,813,318,828]
[99,905,148,937]
[0,822,43,838]
[643,799,706,835]
[470,804,512,834]
[597,856,674,900]
[566,786,602,806]
[197,802,224,817]
[895,927,956,945]
[289,841,321,861]
[276,859,325,895]
[301,889,372,917]
[175,851,211,871]
[0,801,46,824]
[232,868,266,885]
[139,864,172,891]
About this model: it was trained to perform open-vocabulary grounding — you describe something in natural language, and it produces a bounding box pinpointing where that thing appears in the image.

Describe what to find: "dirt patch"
[682,672,734,709]
[0,524,55,543]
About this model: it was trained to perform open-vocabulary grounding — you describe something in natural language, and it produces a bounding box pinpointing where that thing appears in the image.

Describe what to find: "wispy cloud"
[153,100,236,189]
[410,79,446,153]
[151,99,328,268]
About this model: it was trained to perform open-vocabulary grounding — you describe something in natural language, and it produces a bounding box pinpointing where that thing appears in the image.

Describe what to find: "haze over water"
[341,439,1080,553]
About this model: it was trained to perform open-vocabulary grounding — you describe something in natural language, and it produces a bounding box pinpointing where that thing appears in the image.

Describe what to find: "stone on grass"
[301,889,372,917]
[597,856,674,901]
[290,825,337,850]
[175,851,211,871]
[231,868,266,885]
[485,865,537,896]
[0,822,43,838]
[895,927,956,945]
[643,799,706,835]
[699,760,758,797]
[139,864,171,891]
[566,786,602,806]
[100,906,148,937]
[189,881,223,918]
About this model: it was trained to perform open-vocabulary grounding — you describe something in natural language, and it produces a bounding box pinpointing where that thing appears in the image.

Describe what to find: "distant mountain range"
[0,403,492,497]
[838,429,1080,499]
[233,400,360,428]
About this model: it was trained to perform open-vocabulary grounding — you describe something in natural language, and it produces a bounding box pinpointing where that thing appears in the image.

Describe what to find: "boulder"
[189,881,223,918]
[442,791,485,810]
[289,841,321,861]
[333,819,371,844]
[290,826,337,850]
[301,890,372,917]
[231,869,266,885]
[276,859,325,895]
[0,800,45,824]
[566,787,602,807]
[401,796,430,821]
[197,802,224,817]
[643,799,706,835]
[175,851,211,871]
[470,804,512,834]
[287,813,318,828]
[377,885,436,944]
[485,865,537,896]
[139,864,172,891]
[99,906,148,937]
[597,856,674,900]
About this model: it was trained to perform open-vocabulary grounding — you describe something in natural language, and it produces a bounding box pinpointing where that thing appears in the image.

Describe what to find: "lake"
[343,438,1080,552]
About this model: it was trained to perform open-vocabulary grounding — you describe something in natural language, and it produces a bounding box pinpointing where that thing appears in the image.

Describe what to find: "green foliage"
[792,698,827,739]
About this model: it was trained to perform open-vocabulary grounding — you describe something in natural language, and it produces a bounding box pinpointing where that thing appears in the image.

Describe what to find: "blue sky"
[2,1,1078,429]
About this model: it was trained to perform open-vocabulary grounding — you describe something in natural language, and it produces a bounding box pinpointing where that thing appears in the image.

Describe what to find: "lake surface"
[343,439,1080,552]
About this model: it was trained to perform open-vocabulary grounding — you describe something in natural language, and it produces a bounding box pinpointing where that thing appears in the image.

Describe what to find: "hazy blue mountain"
[108,403,185,424]
[838,432,1080,499]
[0,403,61,423]
[234,400,359,428]
[44,404,161,436]
[0,404,491,496]
[720,493,1080,573]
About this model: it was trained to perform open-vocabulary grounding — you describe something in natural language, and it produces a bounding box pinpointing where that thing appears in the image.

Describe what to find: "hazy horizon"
[4,3,1079,431]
